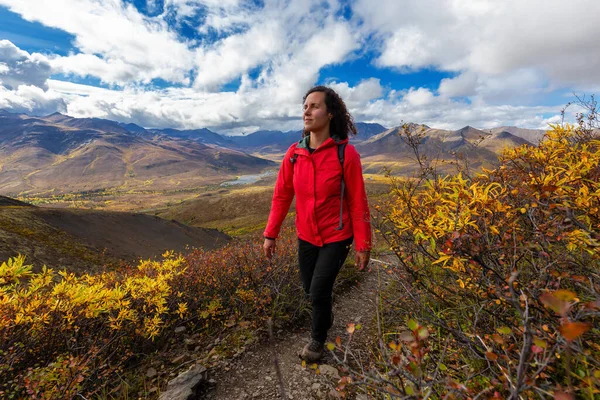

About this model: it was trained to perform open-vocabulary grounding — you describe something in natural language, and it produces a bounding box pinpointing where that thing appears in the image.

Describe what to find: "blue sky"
[0,0,599,134]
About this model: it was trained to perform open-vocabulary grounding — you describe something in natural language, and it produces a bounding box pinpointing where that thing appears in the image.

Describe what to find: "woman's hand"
[263,238,276,259]
[355,251,370,271]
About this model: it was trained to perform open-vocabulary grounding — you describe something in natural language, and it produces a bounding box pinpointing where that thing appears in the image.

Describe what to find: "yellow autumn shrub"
[0,231,301,399]
[366,124,600,399]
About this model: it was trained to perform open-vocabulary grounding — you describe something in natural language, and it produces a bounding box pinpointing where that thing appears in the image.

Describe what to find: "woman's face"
[303,91,331,133]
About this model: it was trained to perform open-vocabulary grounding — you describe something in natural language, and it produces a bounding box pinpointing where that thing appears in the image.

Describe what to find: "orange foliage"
[366,124,600,398]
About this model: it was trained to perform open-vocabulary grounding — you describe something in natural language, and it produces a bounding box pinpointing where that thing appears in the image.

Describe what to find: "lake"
[220,170,277,186]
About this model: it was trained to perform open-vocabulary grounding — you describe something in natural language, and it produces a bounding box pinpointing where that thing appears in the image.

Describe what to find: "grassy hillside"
[0,205,111,273]
[0,231,303,399]
[156,184,279,236]
[0,202,229,273]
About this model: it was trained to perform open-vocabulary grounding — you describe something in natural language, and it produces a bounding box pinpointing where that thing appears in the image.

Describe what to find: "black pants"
[298,236,353,343]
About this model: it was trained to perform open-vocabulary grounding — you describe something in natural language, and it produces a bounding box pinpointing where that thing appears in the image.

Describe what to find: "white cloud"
[0,0,195,85]
[42,77,567,135]
[48,78,118,98]
[146,0,163,15]
[329,78,383,107]
[0,84,66,114]
[193,21,283,90]
[168,0,246,26]
[174,0,254,34]
[47,79,292,132]
[0,0,597,134]
[49,54,141,85]
[361,93,562,131]
[438,69,549,105]
[475,69,549,105]
[354,0,600,98]
[439,72,478,98]
[0,0,364,131]
[464,0,600,86]
[258,20,360,107]
[404,87,435,106]
[377,26,466,71]
[0,40,52,90]
[0,40,66,114]
[0,0,359,94]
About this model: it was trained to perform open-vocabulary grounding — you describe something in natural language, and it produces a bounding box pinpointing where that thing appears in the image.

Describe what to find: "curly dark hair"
[302,86,357,139]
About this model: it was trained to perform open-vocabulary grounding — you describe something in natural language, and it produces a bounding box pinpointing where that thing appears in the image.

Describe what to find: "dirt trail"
[205,261,390,400]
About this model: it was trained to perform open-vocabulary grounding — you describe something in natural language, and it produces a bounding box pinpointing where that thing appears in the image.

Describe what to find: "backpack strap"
[334,143,347,231]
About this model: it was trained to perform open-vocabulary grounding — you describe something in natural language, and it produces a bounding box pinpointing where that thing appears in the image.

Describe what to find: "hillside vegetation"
[331,124,599,398]
[0,229,304,399]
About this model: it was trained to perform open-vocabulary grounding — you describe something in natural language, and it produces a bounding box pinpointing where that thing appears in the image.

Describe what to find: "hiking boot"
[300,339,324,362]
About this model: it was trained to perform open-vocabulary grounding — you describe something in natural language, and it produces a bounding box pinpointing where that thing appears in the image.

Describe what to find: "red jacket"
[264,136,372,252]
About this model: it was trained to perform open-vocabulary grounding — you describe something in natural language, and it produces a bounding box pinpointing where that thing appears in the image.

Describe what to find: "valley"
[1,110,545,210]
[0,109,548,272]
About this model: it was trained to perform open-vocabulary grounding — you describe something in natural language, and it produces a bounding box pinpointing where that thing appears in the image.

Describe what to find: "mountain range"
[353,123,544,175]
[0,110,274,195]
[0,110,547,196]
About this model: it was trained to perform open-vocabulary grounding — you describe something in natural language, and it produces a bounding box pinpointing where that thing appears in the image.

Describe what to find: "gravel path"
[204,261,390,400]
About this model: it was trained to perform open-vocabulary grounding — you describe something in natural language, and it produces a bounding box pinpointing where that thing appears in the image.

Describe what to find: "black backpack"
[289,143,347,230]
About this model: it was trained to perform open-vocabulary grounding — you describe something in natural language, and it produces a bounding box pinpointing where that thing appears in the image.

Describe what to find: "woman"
[263,86,371,362]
